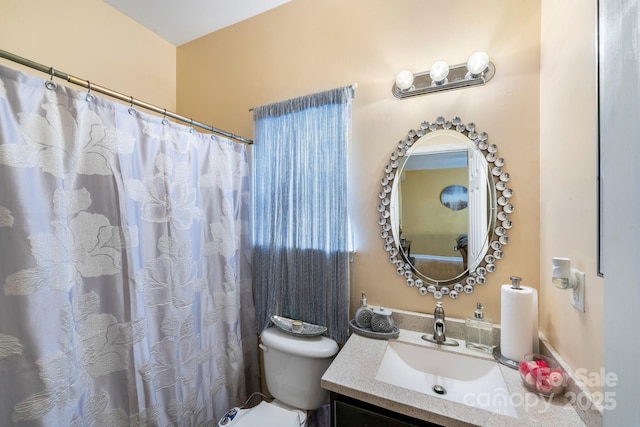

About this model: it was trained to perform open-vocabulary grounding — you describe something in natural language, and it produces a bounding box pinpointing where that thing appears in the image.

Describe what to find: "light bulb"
[429,61,449,84]
[467,51,490,76]
[395,70,414,90]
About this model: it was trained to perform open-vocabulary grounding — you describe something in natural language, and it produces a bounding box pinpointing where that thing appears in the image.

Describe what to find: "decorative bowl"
[518,353,566,396]
[270,315,327,337]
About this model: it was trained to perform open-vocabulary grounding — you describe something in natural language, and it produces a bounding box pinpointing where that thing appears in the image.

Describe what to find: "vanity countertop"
[321,329,586,427]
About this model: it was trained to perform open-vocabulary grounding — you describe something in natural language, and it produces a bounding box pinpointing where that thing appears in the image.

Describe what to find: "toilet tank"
[260,327,339,410]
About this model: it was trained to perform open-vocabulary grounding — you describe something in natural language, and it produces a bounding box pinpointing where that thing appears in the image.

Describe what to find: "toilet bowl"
[217,326,338,427]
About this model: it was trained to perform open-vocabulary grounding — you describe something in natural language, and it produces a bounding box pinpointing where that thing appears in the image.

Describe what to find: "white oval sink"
[375,340,517,418]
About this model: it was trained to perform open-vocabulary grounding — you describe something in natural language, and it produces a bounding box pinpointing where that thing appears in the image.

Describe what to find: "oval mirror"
[378,116,514,299]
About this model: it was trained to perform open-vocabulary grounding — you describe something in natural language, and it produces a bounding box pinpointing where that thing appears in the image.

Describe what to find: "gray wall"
[601,0,640,424]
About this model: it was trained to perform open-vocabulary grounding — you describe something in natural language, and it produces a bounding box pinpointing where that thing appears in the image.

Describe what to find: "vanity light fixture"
[551,257,586,312]
[392,51,495,99]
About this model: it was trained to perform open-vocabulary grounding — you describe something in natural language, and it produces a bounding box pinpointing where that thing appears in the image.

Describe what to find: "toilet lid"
[228,401,302,427]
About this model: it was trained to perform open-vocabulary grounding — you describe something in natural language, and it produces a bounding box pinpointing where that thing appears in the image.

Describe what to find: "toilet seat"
[217,401,304,427]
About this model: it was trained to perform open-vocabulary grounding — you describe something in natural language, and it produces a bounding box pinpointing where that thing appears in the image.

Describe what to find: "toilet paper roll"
[500,284,535,362]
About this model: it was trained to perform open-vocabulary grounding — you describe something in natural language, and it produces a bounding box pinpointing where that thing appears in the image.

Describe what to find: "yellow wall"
[540,0,603,391]
[0,0,176,109]
[181,0,604,396]
[178,0,541,323]
[0,0,604,398]
[402,169,467,256]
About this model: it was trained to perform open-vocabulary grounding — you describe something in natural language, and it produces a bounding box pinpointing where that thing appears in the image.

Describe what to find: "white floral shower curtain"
[0,64,258,426]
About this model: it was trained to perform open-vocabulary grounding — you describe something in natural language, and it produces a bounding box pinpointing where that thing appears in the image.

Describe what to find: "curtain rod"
[248,83,358,112]
[0,48,253,145]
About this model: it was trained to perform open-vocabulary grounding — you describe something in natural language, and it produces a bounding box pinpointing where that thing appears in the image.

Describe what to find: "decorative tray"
[349,319,399,340]
[270,315,327,337]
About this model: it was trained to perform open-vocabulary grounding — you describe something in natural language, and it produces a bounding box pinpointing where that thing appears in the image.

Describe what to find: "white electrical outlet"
[571,270,586,312]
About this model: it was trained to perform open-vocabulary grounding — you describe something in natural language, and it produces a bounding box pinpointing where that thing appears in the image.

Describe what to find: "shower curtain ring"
[189,118,195,133]
[45,67,57,90]
[162,108,169,126]
[128,96,137,116]
[86,81,94,102]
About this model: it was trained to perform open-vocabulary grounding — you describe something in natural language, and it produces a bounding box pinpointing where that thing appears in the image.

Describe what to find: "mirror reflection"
[394,144,469,282]
[379,117,513,299]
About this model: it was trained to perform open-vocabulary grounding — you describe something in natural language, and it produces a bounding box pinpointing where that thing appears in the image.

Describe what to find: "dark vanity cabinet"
[330,393,443,427]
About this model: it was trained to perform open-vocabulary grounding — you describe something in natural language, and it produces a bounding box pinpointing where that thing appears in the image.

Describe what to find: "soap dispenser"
[354,292,373,329]
[465,302,494,353]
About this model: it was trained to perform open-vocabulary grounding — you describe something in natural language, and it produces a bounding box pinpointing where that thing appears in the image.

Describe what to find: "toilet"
[217,326,339,427]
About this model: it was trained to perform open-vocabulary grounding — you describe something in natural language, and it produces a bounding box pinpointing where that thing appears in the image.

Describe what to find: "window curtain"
[0,63,258,426]
[252,86,353,344]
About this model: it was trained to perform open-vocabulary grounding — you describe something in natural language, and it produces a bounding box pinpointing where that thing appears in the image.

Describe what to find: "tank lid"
[261,327,338,358]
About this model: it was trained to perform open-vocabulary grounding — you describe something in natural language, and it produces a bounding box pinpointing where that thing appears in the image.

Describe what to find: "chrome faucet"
[422,302,459,346]
[433,302,447,343]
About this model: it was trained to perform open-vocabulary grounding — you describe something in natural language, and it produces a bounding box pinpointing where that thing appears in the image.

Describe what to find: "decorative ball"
[354,307,373,329]
[371,307,394,333]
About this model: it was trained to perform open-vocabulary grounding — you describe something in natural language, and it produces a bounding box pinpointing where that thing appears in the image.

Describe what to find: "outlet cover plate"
[571,270,585,312]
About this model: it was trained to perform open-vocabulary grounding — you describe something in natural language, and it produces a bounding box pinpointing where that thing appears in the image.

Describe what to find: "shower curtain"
[0,64,258,426]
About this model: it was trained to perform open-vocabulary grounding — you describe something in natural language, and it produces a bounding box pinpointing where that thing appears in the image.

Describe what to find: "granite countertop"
[321,328,586,427]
